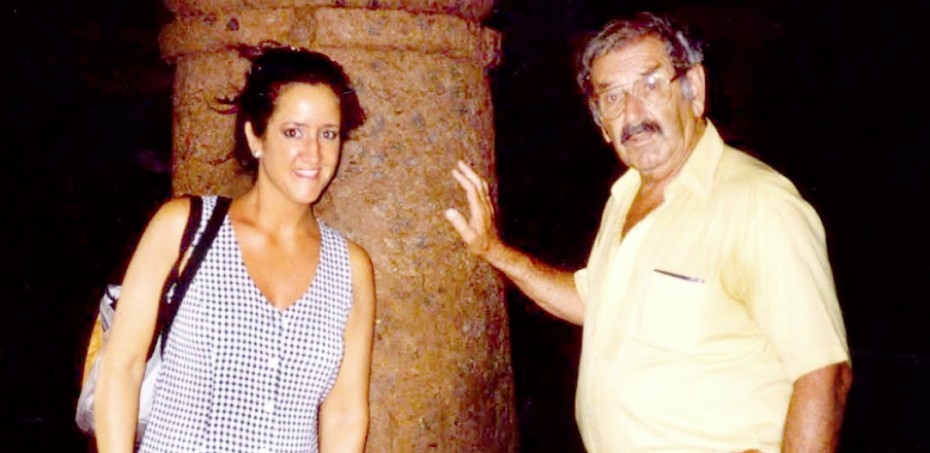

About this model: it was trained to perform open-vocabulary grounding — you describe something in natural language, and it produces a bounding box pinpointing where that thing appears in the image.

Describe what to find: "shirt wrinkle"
[574,121,849,453]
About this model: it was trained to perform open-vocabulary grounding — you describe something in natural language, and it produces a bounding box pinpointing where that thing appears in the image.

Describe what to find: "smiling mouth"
[293,169,320,178]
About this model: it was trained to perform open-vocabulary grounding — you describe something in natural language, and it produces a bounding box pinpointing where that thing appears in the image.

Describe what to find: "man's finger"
[457,160,487,193]
[444,209,474,242]
[452,168,490,222]
[451,168,474,191]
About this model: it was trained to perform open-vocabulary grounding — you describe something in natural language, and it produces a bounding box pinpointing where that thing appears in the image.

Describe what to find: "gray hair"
[576,12,704,104]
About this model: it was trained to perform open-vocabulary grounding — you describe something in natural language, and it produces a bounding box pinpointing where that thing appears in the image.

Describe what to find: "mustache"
[621,121,662,143]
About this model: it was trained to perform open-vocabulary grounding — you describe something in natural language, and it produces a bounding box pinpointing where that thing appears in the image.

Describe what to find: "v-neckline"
[228,216,325,314]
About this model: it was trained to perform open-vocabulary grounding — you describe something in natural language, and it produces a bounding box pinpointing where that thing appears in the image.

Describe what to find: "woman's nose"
[299,136,321,162]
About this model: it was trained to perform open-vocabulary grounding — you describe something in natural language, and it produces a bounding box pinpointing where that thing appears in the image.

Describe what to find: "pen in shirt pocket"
[653,269,705,283]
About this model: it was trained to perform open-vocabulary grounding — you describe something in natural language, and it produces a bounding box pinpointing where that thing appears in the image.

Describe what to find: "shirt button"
[268,357,280,370]
[258,448,271,453]
[263,401,275,413]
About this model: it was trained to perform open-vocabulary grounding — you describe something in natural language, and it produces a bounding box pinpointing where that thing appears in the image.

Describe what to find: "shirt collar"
[669,121,724,200]
[610,121,724,201]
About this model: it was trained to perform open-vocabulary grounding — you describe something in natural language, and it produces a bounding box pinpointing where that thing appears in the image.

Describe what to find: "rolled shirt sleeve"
[574,268,590,304]
[741,176,850,381]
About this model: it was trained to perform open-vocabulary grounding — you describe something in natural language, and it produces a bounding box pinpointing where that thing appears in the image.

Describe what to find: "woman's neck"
[235,186,318,238]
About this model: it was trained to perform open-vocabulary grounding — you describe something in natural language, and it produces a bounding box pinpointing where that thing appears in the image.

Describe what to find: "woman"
[95,47,375,453]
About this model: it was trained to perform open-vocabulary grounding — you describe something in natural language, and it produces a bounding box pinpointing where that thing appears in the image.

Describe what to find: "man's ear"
[244,121,263,157]
[683,64,706,118]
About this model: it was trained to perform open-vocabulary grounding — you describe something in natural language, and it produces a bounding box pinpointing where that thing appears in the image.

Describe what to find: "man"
[444,12,852,453]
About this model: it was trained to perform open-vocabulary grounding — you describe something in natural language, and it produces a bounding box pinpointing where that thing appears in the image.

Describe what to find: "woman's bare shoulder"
[345,240,373,279]
[150,197,194,230]
[135,197,197,250]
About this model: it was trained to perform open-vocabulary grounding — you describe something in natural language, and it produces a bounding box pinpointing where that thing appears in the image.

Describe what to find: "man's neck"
[629,117,707,232]
[639,119,707,197]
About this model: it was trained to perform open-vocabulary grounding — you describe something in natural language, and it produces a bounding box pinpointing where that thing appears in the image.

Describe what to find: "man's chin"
[620,139,662,159]
[620,147,668,173]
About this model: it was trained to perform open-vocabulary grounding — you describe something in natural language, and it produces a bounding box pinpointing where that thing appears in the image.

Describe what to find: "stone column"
[160,2,516,451]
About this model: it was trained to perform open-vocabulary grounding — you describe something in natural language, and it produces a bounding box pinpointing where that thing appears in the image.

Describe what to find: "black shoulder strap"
[162,196,203,287]
[179,197,203,257]
[153,196,232,356]
[111,197,202,312]
[143,196,201,359]
[171,196,231,307]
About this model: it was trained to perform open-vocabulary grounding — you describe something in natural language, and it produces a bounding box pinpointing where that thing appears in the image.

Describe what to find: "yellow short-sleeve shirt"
[574,122,849,453]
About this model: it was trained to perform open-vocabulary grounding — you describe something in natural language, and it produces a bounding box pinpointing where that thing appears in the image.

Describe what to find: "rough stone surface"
[164,0,495,21]
[161,2,516,451]
[160,7,501,66]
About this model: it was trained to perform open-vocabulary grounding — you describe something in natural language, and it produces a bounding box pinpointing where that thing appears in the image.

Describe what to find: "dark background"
[2,0,928,451]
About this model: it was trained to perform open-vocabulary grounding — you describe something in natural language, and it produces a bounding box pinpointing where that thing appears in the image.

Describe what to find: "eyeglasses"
[593,71,684,120]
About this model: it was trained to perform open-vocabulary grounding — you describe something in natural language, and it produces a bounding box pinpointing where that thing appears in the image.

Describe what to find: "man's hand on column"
[444,160,504,262]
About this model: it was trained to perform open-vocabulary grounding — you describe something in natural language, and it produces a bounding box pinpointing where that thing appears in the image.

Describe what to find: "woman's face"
[246,83,342,206]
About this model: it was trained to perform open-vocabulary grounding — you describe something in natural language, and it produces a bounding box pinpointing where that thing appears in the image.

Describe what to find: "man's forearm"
[484,243,584,325]
[782,362,853,453]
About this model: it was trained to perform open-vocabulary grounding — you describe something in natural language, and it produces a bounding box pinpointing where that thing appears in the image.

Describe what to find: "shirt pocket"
[634,269,709,353]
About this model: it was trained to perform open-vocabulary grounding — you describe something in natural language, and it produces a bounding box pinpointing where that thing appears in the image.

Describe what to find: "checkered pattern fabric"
[140,196,354,453]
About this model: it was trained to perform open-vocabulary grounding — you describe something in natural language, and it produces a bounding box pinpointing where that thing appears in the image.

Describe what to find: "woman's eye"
[283,128,302,138]
[321,130,339,140]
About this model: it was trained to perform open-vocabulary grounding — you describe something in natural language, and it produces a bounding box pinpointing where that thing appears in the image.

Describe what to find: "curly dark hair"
[576,12,703,118]
[221,45,365,174]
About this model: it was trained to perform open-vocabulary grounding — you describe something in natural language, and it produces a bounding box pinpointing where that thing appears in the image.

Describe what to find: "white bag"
[75,285,163,440]
[74,196,230,442]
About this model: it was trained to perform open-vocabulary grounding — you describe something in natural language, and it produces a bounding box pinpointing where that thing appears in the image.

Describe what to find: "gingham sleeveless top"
[140,196,354,453]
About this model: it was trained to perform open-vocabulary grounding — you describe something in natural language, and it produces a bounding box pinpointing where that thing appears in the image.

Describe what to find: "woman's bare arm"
[319,241,376,453]
[94,198,190,453]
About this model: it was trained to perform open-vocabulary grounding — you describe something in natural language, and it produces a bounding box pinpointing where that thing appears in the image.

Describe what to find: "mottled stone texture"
[160,3,516,451]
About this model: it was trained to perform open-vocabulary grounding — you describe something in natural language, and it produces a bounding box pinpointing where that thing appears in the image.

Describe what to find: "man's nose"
[623,92,648,119]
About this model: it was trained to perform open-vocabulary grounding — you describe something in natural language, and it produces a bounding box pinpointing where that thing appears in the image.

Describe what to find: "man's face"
[590,36,705,182]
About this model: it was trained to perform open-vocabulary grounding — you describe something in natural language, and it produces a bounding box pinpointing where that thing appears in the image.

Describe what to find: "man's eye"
[642,75,660,91]
[604,90,623,105]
